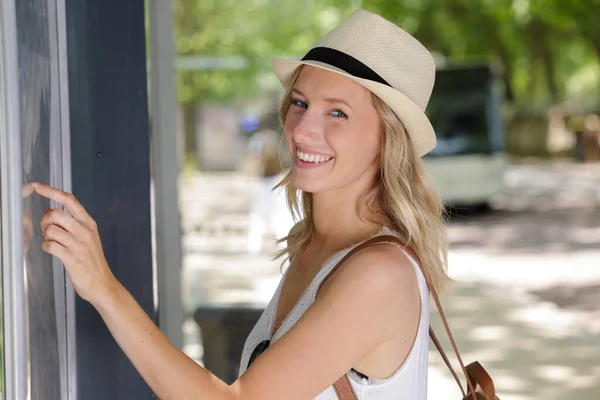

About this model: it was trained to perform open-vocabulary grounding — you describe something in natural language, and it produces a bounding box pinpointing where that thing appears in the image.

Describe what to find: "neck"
[310,183,384,251]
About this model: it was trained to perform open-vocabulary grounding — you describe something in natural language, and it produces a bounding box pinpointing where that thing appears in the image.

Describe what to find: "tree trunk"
[591,28,600,64]
[490,40,516,102]
[182,101,198,169]
[531,20,558,102]
[525,20,561,103]
[541,42,558,103]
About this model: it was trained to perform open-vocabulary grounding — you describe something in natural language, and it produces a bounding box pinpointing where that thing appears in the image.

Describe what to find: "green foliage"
[174,0,354,103]
[368,0,600,105]
[173,0,600,107]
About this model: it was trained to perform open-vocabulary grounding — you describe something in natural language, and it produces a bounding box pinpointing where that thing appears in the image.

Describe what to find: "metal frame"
[46,2,66,399]
[47,0,70,394]
[148,0,184,349]
[48,0,76,398]
[0,1,27,398]
[54,0,76,396]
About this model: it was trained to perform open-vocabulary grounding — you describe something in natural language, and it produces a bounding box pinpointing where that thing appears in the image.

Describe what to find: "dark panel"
[64,1,156,399]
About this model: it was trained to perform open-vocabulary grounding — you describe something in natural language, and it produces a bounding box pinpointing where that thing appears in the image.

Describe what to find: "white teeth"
[296,150,331,164]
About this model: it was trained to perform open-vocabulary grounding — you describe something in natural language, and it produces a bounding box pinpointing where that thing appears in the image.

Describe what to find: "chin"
[290,171,325,194]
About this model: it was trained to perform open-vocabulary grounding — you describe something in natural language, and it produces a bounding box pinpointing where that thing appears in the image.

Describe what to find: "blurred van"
[424,64,507,208]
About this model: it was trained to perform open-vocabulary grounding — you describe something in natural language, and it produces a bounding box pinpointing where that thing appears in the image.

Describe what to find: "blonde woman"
[35,9,449,400]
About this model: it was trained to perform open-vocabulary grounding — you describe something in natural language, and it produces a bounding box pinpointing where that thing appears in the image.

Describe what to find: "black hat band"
[301,47,392,87]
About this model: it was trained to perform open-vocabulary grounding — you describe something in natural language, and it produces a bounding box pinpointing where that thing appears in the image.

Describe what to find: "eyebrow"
[292,88,354,111]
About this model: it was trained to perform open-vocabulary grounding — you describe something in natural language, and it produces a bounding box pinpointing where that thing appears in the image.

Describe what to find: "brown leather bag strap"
[374,235,478,399]
[324,235,478,400]
[333,374,358,400]
[316,235,402,296]
[429,326,467,395]
[466,362,496,399]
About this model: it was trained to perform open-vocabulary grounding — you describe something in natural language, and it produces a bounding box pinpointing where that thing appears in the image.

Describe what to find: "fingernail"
[44,208,51,214]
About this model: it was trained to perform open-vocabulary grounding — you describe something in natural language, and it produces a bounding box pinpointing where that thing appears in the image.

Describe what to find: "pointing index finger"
[33,182,91,224]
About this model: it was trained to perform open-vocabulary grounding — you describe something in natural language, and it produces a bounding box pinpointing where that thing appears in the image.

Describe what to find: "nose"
[291,109,324,144]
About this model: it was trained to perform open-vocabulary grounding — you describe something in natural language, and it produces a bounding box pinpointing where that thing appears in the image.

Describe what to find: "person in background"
[247,118,292,255]
[568,114,586,162]
[583,113,600,162]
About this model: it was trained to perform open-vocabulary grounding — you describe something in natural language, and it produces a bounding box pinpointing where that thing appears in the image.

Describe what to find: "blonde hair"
[274,67,451,295]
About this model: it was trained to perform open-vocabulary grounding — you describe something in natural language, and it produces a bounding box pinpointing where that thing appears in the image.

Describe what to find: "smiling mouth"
[295,149,333,164]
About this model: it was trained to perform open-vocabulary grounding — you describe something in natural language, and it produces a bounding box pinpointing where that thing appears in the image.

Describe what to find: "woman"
[35,9,449,399]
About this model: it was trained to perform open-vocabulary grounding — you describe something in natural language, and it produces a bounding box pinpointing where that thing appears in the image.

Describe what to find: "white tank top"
[238,228,430,399]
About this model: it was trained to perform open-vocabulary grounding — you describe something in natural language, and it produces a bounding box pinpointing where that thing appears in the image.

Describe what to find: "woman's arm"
[95,281,233,400]
[33,182,420,400]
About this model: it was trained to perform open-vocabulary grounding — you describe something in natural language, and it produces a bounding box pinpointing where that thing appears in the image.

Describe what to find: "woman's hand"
[33,182,119,305]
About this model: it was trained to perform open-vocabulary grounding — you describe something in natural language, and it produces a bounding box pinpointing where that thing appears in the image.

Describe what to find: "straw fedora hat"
[271,9,437,157]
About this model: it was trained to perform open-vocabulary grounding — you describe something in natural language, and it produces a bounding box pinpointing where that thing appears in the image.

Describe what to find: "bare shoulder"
[335,242,417,288]
[320,243,420,310]
[316,242,421,340]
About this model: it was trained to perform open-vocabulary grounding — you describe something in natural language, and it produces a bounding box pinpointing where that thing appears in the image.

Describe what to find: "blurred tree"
[367,0,600,105]
[173,0,352,167]
[173,0,600,165]
[534,0,600,61]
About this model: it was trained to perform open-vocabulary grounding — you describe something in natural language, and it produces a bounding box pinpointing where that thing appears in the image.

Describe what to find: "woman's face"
[284,66,382,195]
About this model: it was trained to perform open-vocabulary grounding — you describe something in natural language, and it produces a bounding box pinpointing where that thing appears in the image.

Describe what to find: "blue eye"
[332,109,348,119]
[291,99,307,108]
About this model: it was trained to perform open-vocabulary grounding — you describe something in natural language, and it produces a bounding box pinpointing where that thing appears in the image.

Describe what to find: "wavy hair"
[273,66,450,295]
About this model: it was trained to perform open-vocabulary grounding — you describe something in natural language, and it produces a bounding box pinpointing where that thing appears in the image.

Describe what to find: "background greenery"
[169,0,600,162]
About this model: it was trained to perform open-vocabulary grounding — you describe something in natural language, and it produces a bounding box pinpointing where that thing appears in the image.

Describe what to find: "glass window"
[16,0,67,397]
[426,66,497,156]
